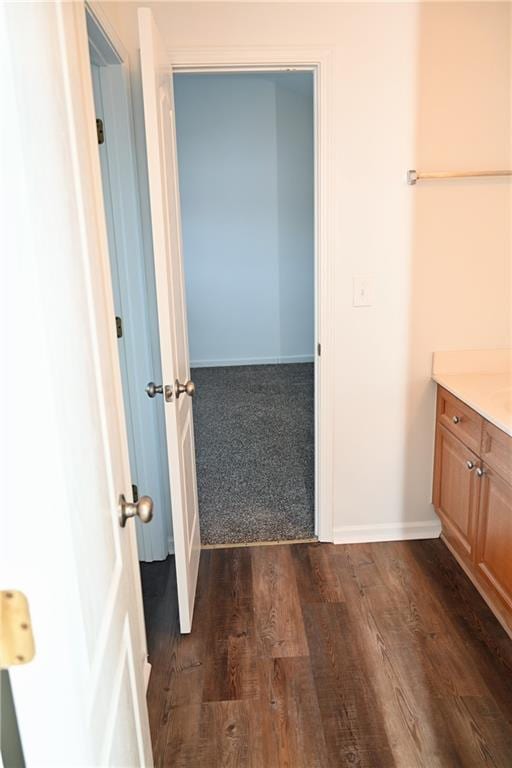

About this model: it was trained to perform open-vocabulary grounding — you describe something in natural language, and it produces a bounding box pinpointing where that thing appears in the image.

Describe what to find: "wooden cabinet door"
[433,424,480,561]
[475,466,512,618]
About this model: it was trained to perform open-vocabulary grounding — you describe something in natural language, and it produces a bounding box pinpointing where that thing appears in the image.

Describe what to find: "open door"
[138,8,201,633]
[3,3,152,764]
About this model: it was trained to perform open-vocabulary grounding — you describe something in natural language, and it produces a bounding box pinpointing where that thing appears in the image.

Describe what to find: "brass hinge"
[317,342,321,356]
[115,316,123,339]
[96,118,105,145]
[0,591,35,668]
[132,484,139,503]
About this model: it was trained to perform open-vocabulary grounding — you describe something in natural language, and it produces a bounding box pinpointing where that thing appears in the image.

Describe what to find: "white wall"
[174,72,314,367]
[98,1,511,541]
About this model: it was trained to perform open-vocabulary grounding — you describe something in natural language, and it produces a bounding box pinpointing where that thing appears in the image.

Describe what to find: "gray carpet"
[191,363,315,545]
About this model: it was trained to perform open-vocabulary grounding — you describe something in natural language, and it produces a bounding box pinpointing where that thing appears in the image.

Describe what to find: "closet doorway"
[174,71,317,546]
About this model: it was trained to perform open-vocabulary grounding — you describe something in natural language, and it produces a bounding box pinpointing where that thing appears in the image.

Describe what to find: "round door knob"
[118,493,154,528]
[452,415,461,424]
[466,460,475,470]
[476,467,485,478]
[175,379,196,399]
[146,382,163,398]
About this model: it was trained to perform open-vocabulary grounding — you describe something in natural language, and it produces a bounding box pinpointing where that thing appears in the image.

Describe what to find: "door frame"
[86,3,174,563]
[170,46,335,542]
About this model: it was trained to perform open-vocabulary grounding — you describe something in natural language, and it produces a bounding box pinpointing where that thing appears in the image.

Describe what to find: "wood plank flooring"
[144,540,512,767]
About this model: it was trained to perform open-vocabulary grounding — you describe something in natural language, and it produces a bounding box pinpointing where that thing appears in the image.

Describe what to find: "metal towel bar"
[407,169,512,185]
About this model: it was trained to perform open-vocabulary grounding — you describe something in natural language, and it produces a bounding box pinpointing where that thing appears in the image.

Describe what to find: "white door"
[2,3,152,765]
[138,8,201,633]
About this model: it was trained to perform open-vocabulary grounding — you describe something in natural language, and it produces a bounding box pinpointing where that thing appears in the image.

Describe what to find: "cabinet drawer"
[436,386,483,454]
[481,421,512,486]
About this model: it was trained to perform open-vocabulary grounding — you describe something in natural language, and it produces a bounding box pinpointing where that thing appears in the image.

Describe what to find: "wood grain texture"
[476,466,512,617]
[481,421,512,486]
[140,555,181,760]
[252,545,309,658]
[437,386,483,454]
[433,424,480,561]
[260,657,329,768]
[202,548,260,702]
[144,541,512,767]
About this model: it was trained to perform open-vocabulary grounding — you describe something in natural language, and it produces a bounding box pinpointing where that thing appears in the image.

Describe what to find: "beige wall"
[99,1,511,539]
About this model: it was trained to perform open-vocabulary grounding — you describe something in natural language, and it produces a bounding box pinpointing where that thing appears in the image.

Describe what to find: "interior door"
[138,8,201,633]
[3,3,152,764]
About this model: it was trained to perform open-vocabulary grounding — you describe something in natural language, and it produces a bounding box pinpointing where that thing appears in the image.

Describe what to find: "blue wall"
[174,72,314,367]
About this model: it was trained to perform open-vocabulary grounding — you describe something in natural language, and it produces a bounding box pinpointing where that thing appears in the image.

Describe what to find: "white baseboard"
[333,519,442,545]
[190,354,314,368]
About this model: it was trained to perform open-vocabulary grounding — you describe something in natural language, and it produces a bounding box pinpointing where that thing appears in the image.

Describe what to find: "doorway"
[86,6,329,637]
[173,71,317,546]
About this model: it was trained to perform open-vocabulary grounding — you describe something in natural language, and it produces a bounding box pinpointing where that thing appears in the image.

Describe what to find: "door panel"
[139,8,201,632]
[475,467,512,613]
[101,624,146,766]
[433,424,480,561]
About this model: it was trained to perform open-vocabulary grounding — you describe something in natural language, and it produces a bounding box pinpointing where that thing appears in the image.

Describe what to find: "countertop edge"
[432,375,512,438]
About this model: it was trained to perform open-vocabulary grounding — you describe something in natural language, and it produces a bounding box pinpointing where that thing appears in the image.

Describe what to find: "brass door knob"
[175,379,196,399]
[119,493,154,528]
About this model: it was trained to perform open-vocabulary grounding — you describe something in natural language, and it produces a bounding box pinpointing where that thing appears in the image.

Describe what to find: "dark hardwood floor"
[142,541,512,767]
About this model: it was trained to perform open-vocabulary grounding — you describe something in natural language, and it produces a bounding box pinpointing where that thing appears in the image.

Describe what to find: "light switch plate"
[353,275,373,307]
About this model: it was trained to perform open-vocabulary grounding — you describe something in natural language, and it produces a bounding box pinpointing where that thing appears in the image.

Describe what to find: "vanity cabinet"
[433,386,512,636]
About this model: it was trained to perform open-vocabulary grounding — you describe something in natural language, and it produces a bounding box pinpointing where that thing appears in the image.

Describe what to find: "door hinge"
[317,342,321,356]
[0,591,35,668]
[115,316,123,339]
[96,118,105,145]
[132,484,139,503]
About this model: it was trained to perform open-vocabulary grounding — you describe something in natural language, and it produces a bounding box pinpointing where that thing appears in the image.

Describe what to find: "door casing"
[170,47,336,542]
[85,21,336,549]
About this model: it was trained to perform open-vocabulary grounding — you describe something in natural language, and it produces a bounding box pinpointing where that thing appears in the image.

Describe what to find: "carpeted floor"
[191,363,315,545]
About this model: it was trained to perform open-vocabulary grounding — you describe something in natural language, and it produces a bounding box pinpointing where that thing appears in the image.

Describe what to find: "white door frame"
[170,46,335,542]
[86,3,174,563]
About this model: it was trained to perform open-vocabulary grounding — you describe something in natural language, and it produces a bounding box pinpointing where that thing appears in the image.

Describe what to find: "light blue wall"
[90,52,173,562]
[174,72,314,367]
